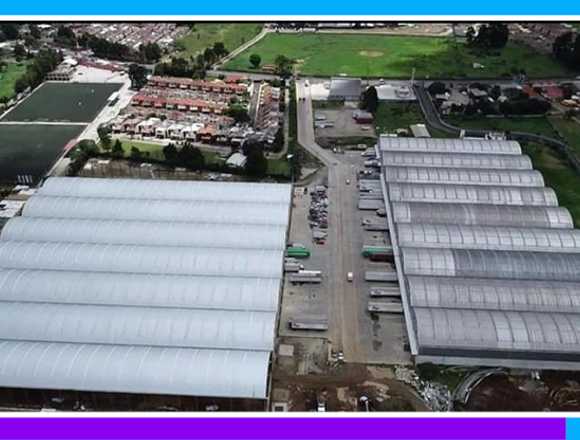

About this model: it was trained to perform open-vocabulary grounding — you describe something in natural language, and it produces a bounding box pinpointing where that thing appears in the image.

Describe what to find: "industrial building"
[378,136,580,370]
[0,177,292,410]
[327,77,362,101]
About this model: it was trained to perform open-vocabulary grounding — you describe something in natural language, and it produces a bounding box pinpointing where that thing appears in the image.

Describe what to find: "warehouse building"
[378,136,580,370]
[0,177,292,410]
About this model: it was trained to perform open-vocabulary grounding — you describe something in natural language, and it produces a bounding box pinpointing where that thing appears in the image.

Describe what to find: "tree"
[13,44,26,60]
[130,146,143,161]
[465,26,476,46]
[553,32,580,69]
[97,125,112,149]
[226,104,251,123]
[249,53,261,69]
[178,143,205,170]
[139,42,162,63]
[0,24,19,41]
[162,143,179,164]
[468,23,509,50]
[490,85,502,101]
[427,81,447,96]
[111,139,124,158]
[29,24,41,40]
[244,143,268,177]
[274,54,293,78]
[360,86,378,113]
[212,42,228,58]
[128,63,148,90]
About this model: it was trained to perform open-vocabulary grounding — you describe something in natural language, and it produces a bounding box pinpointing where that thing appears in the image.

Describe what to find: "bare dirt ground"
[460,371,580,411]
[272,336,428,412]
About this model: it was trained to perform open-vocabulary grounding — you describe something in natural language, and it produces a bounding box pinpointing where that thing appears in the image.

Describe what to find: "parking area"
[279,150,410,365]
[314,105,376,139]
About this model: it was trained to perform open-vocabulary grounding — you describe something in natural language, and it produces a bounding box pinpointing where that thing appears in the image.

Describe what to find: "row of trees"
[93,128,271,178]
[553,32,580,70]
[154,42,229,79]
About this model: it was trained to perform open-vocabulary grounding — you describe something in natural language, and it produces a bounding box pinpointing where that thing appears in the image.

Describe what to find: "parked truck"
[361,245,393,258]
[286,246,311,259]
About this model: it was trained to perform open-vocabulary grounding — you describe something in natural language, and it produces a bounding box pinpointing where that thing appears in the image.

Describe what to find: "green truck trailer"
[286,246,311,258]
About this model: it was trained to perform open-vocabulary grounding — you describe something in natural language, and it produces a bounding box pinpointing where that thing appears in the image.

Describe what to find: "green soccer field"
[0,124,85,183]
[1,82,122,123]
[224,33,571,78]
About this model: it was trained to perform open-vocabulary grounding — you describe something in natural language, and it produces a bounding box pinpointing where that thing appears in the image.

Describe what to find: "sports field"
[0,62,28,100]
[225,33,570,78]
[1,82,122,123]
[0,124,85,183]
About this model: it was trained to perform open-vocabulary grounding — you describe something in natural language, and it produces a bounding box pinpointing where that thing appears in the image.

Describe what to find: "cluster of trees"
[128,63,148,89]
[0,24,19,41]
[225,104,250,123]
[155,41,228,79]
[14,49,63,94]
[242,141,268,177]
[466,23,510,50]
[54,25,77,48]
[360,86,379,113]
[553,32,580,70]
[155,57,200,78]
[162,142,206,170]
[67,140,99,176]
[499,97,551,115]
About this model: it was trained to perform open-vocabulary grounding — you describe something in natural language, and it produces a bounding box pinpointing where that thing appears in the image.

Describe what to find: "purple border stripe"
[0,418,566,439]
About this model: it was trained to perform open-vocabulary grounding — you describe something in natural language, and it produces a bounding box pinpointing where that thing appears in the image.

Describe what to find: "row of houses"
[148,76,248,95]
[131,94,229,115]
[254,83,282,134]
[111,115,261,146]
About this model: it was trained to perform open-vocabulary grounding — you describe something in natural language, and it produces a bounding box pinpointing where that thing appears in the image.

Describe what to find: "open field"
[0,62,28,100]
[2,82,122,123]
[224,33,570,78]
[524,142,580,228]
[174,23,263,58]
[0,124,85,183]
[446,115,559,138]
[550,118,580,159]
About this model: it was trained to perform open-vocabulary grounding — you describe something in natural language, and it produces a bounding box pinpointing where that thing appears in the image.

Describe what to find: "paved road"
[295,80,363,362]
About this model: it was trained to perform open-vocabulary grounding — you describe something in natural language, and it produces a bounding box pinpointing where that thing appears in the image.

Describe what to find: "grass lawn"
[174,23,263,58]
[2,82,121,123]
[108,139,224,165]
[375,102,449,138]
[0,62,28,100]
[225,33,570,78]
[524,142,580,227]
[267,158,290,177]
[446,115,559,138]
[549,118,580,160]
[375,102,426,134]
